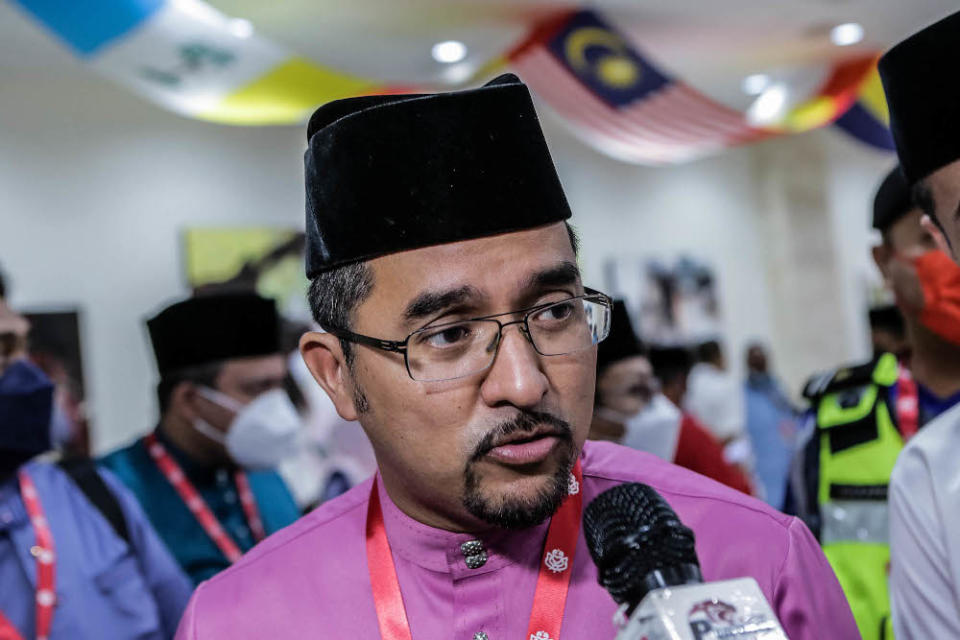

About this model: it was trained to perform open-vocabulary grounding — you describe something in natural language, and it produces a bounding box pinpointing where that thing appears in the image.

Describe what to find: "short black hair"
[912,179,935,217]
[156,362,222,414]
[0,267,6,300]
[911,179,955,253]
[912,179,945,231]
[307,222,580,363]
[695,340,723,364]
[648,346,693,388]
[868,304,905,338]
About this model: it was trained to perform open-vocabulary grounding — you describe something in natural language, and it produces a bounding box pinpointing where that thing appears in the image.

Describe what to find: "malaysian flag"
[509,10,772,165]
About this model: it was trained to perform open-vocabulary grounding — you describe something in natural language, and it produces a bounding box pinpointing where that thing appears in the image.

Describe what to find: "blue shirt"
[0,461,192,639]
[100,432,301,585]
[745,373,800,509]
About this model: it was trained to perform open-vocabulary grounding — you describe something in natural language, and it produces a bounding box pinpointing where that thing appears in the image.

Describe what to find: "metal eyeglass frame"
[326,287,612,381]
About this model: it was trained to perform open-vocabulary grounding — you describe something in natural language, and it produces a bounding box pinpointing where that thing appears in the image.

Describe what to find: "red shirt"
[674,412,753,495]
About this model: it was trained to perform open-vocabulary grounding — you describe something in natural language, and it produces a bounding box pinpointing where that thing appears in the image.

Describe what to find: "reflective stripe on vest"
[821,500,889,546]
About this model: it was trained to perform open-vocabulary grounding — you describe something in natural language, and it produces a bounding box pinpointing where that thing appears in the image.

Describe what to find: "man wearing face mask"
[786,164,960,640]
[0,300,192,639]
[100,293,302,584]
[590,301,752,494]
[878,10,960,638]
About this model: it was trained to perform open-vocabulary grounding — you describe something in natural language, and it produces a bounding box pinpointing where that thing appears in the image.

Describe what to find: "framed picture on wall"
[603,254,721,345]
[182,227,310,324]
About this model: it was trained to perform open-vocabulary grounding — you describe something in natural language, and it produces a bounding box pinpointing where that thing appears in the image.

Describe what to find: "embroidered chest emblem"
[544,548,569,573]
[567,473,580,496]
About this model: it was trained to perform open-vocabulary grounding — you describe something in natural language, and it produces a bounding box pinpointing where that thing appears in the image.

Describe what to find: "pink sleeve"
[773,518,861,640]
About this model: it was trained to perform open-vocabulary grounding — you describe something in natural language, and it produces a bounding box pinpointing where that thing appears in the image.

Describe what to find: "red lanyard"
[896,366,919,441]
[144,434,265,563]
[0,611,25,640]
[366,460,583,640]
[16,471,56,640]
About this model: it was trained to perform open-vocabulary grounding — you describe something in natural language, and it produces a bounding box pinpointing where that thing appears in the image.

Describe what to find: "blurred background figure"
[0,269,29,376]
[868,304,908,361]
[685,339,755,471]
[0,267,88,459]
[0,297,191,640]
[743,342,800,508]
[591,301,752,494]
[100,293,301,584]
[788,165,960,640]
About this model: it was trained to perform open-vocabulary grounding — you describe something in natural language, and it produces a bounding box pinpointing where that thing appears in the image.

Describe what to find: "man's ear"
[921,214,953,257]
[299,331,360,421]
[169,381,200,422]
[872,244,893,282]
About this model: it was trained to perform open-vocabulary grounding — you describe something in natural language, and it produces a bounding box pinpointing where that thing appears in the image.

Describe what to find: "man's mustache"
[470,410,573,462]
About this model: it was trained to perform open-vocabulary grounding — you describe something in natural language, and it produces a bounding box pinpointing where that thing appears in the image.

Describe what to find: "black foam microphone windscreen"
[583,482,700,607]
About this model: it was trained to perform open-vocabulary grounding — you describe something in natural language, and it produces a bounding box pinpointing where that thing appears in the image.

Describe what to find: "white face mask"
[193,387,301,470]
[619,394,683,462]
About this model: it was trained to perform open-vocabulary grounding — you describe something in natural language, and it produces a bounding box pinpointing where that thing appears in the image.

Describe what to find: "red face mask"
[912,249,960,346]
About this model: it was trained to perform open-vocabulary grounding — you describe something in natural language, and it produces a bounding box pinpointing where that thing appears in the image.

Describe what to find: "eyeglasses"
[328,288,612,382]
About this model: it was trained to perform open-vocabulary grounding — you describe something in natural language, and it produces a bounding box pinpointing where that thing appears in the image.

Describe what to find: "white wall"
[545,123,776,381]
[822,129,899,361]
[0,68,895,453]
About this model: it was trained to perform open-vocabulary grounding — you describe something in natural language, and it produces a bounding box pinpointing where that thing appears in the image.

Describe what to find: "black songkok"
[303,73,573,277]
[872,166,914,232]
[147,293,280,375]
[597,300,645,373]
[879,10,960,185]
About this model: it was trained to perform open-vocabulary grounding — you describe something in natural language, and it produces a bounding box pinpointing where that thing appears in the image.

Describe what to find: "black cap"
[879,10,960,185]
[597,300,645,372]
[303,73,573,277]
[872,166,914,232]
[147,293,280,375]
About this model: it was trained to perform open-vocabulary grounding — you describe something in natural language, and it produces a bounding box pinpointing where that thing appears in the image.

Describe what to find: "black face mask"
[0,360,54,478]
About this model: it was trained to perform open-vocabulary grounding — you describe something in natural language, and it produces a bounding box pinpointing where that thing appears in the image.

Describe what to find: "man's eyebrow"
[402,285,481,324]
[522,261,582,292]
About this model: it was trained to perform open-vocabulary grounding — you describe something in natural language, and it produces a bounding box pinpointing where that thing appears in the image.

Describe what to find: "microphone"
[584,483,789,639]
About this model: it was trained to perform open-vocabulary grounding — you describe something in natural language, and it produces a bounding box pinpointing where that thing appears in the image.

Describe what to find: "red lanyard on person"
[896,365,919,441]
[366,460,584,640]
[144,434,266,563]
[0,611,26,640]
[10,471,57,640]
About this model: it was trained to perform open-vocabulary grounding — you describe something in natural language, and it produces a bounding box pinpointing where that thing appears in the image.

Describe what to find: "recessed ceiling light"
[228,18,254,39]
[432,41,468,64]
[742,74,770,96]
[830,22,864,46]
[747,84,788,125]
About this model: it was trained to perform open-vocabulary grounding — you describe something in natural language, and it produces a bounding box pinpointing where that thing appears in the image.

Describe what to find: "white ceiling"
[2,0,958,107]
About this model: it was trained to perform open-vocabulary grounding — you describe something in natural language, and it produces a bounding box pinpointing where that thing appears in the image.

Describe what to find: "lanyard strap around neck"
[896,365,919,441]
[144,434,265,563]
[0,610,26,640]
[365,460,583,640]
[17,471,56,640]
